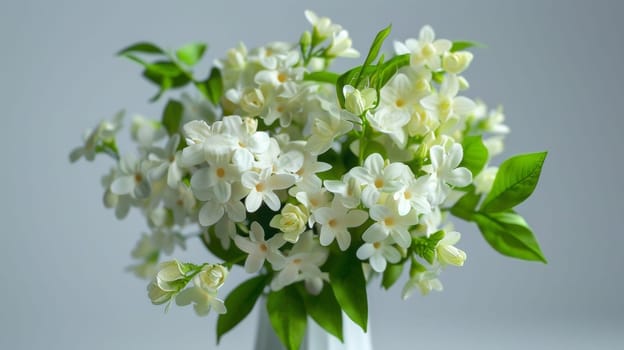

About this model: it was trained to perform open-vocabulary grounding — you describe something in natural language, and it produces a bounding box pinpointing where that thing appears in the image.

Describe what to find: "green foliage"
[481,152,548,213]
[460,136,489,176]
[450,41,485,52]
[336,54,410,108]
[450,190,482,221]
[412,230,444,264]
[304,71,340,85]
[117,42,165,55]
[217,275,269,343]
[200,228,246,267]
[195,67,223,105]
[267,286,307,350]
[176,42,208,66]
[474,211,547,263]
[381,263,404,290]
[298,284,343,341]
[328,252,368,332]
[161,99,184,135]
[354,24,392,87]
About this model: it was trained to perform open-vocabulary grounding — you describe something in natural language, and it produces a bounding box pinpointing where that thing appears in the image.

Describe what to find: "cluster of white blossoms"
[72,10,514,318]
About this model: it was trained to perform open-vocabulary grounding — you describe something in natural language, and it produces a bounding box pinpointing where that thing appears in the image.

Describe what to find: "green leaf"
[298,284,343,341]
[217,275,269,343]
[200,228,246,266]
[460,135,489,176]
[267,286,307,350]
[450,190,481,221]
[355,25,392,86]
[145,60,183,77]
[474,211,547,263]
[412,230,444,264]
[117,42,165,56]
[142,69,191,88]
[176,42,208,66]
[196,67,223,105]
[382,263,404,290]
[304,71,340,85]
[450,41,485,52]
[328,252,368,331]
[161,99,184,135]
[481,152,548,213]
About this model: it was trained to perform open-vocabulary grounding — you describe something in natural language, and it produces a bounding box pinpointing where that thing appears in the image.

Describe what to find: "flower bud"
[156,260,186,292]
[269,203,308,243]
[343,85,376,116]
[442,51,473,74]
[195,264,228,291]
[240,88,265,116]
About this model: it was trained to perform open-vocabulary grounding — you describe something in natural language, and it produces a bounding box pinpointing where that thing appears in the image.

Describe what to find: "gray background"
[1,0,622,349]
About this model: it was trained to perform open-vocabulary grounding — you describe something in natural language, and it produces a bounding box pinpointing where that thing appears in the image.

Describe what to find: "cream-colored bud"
[442,51,474,74]
[437,244,467,266]
[343,85,376,115]
[240,88,265,115]
[156,260,186,292]
[147,281,174,305]
[196,264,228,291]
[243,116,258,134]
[269,203,308,243]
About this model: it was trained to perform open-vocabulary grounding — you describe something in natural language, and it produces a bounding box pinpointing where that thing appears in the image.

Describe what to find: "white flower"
[327,30,359,58]
[290,177,332,224]
[131,115,166,149]
[148,134,183,189]
[394,25,452,70]
[349,153,407,207]
[306,109,354,155]
[402,270,443,299]
[369,73,416,147]
[324,174,362,209]
[474,166,498,195]
[423,143,472,204]
[180,92,220,124]
[271,230,329,295]
[420,75,476,123]
[304,10,342,40]
[175,264,228,316]
[242,168,296,212]
[315,199,368,251]
[356,237,401,273]
[195,183,247,227]
[69,110,124,162]
[393,175,434,216]
[482,106,510,135]
[363,199,419,248]
[190,152,240,204]
[269,203,309,243]
[110,154,152,199]
[442,51,474,75]
[234,222,286,273]
[436,231,466,266]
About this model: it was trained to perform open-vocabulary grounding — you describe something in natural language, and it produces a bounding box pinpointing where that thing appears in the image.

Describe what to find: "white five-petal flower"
[234,222,286,273]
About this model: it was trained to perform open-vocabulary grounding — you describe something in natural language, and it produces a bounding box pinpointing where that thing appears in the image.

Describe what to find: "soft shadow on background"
[1,0,622,349]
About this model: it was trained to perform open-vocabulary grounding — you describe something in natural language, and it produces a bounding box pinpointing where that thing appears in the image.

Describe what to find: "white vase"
[254,302,373,350]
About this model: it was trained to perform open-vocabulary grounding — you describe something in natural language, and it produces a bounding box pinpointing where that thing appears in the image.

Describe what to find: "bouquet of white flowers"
[71,10,547,350]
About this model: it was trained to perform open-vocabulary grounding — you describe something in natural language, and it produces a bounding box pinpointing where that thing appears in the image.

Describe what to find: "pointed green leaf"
[474,211,547,263]
[176,42,208,66]
[450,190,481,221]
[298,284,343,341]
[460,136,489,176]
[355,24,392,86]
[267,286,307,350]
[196,67,223,105]
[304,71,340,85]
[481,152,547,213]
[328,252,368,331]
[450,41,485,52]
[382,263,404,290]
[217,275,269,343]
[161,99,183,135]
[117,42,165,56]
